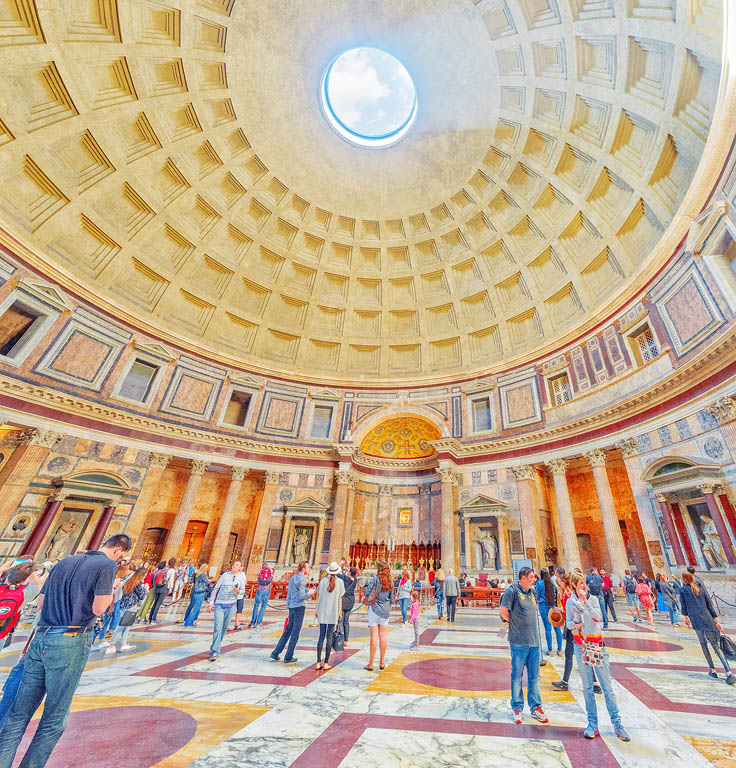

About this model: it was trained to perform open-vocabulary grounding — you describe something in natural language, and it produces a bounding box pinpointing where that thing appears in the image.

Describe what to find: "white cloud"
[328,49,389,129]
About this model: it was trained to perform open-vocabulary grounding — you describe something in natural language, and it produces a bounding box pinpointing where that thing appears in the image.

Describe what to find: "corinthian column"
[545,458,581,571]
[245,470,280,579]
[655,493,686,566]
[209,466,249,576]
[161,459,209,561]
[0,428,62,534]
[438,464,458,571]
[329,469,355,563]
[584,449,629,576]
[513,464,540,568]
[699,482,736,566]
[128,453,171,553]
[615,438,668,574]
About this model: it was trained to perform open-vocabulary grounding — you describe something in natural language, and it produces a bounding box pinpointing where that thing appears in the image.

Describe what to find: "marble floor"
[1,599,735,767]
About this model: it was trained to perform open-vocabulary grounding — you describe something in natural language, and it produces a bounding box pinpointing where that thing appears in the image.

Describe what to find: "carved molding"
[584,448,607,467]
[713,484,728,496]
[8,428,64,449]
[699,482,716,495]
[655,492,669,503]
[513,465,536,481]
[335,469,354,486]
[264,470,281,485]
[148,452,171,469]
[545,458,569,476]
[615,437,638,458]
[707,395,736,425]
[438,467,459,485]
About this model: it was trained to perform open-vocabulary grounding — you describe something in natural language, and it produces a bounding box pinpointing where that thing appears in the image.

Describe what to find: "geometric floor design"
[2,599,735,767]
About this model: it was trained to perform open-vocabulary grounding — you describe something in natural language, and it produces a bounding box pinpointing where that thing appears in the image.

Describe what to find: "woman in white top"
[316,562,345,670]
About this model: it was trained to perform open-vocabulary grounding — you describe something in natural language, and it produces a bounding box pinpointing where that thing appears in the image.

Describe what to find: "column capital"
[438,467,459,485]
[264,470,281,485]
[231,466,249,482]
[379,484,392,496]
[699,482,716,496]
[584,449,608,468]
[102,498,119,508]
[48,488,69,502]
[190,459,209,476]
[707,395,736,426]
[513,465,536,481]
[654,492,669,503]
[335,469,355,486]
[148,452,172,469]
[713,483,728,496]
[545,458,568,476]
[615,437,639,458]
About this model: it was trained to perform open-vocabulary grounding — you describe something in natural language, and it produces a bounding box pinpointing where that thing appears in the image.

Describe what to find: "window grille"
[636,327,659,362]
[551,375,572,406]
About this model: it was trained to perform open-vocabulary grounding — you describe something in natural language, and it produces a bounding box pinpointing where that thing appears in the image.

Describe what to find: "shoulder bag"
[581,634,604,667]
[332,624,345,652]
[362,579,378,607]
[720,633,736,660]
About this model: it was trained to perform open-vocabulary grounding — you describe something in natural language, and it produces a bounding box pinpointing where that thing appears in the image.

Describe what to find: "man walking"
[500,566,548,725]
[623,569,642,623]
[207,560,245,661]
[586,568,607,629]
[270,561,314,665]
[248,562,273,629]
[443,569,460,623]
[599,568,617,623]
[0,534,131,768]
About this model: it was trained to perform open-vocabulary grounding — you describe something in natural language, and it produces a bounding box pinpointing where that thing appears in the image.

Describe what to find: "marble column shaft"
[246,471,280,579]
[656,496,686,566]
[616,439,670,575]
[0,429,62,535]
[128,453,171,553]
[209,467,249,576]
[341,481,357,558]
[513,465,540,569]
[545,459,582,571]
[700,484,736,565]
[585,450,630,577]
[87,503,117,551]
[439,466,457,571]
[162,459,209,561]
[19,495,64,556]
[329,470,354,563]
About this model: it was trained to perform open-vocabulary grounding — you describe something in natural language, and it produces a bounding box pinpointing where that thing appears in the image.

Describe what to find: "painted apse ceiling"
[360,416,442,459]
[0,0,725,383]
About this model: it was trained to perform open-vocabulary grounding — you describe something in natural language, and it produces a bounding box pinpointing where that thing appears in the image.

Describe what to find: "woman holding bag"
[315,562,344,671]
[108,567,147,653]
[363,561,393,671]
[635,576,655,626]
[569,574,631,742]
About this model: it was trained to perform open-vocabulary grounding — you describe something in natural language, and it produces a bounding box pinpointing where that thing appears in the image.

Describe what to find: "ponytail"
[682,571,699,595]
[327,573,336,593]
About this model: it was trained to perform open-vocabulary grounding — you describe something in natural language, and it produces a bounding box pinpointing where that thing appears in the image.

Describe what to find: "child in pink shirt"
[409,590,421,650]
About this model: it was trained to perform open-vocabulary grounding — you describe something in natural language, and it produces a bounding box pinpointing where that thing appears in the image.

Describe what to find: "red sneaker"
[532,706,549,723]
[513,710,522,724]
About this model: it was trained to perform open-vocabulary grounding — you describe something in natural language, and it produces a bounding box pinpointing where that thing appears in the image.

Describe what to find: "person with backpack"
[107,567,147,653]
[270,561,315,665]
[248,563,274,630]
[0,563,35,648]
[183,563,211,627]
[148,561,170,623]
[622,569,642,623]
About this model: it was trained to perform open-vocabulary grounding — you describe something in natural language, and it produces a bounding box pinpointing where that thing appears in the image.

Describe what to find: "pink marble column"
[87,502,117,551]
[655,494,686,566]
[700,483,736,565]
[19,494,65,557]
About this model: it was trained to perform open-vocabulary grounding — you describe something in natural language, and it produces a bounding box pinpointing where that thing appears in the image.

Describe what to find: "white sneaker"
[105,645,117,655]
[97,641,110,650]
[119,644,136,652]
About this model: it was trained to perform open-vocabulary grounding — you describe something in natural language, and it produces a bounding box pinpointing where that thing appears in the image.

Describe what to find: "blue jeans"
[184,591,206,626]
[539,602,562,652]
[0,628,92,768]
[272,606,305,662]
[250,588,269,626]
[667,606,678,625]
[509,642,542,712]
[107,599,123,634]
[399,597,410,622]
[92,609,111,644]
[594,593,608,628]
[210,603,236,655]
[574,644,621,730]
[436,594,444,618]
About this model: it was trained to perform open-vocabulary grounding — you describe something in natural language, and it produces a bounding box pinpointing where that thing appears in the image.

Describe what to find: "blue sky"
[326,48,416,138]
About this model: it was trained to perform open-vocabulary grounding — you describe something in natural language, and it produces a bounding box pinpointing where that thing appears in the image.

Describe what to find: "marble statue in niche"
[44,516,79,561]
[700,516,728,568]
[474,528,498,570]
[292,527,311,564]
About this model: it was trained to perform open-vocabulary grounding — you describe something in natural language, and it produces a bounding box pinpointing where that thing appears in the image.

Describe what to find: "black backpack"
[625,576,636,594]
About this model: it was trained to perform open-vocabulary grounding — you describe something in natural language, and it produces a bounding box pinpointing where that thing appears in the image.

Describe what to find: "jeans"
[110,624,132,646]
[574,644,621,730]
[603,590,618,622]
[509,642,542,712]
[184,591,206,626]
[539,602,562,652]
[399,597,410,623]
[272,606,305,662]
[250,588,269,626]
[446,595,457,622]
[667,606,678,625]
[107,599,123,634]
[593,593,608,628]
[436,594,444,618]
[92,609,111,644]
[149,587,168,622]
[695,628,731,673]
[210,603,236,655]
[0,628,92,768]
[317,623,335,663]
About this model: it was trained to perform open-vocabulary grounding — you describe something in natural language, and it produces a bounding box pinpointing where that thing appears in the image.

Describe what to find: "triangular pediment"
[465,379,495,392]
[19,279,73,311]
[137,341,175,361]
[462,493,508,510]
[229,373,263,389]
[285,494,329,511]
[311,387,340,400]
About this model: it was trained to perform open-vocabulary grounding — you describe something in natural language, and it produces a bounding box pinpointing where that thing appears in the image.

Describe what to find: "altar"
[460,494,512,574]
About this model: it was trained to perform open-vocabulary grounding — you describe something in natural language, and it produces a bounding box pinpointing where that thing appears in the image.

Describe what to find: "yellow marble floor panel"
[685,736,736,768]
[366,650,576,701]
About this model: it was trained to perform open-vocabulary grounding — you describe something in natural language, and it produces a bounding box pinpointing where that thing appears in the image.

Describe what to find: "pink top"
[409,601,420,623]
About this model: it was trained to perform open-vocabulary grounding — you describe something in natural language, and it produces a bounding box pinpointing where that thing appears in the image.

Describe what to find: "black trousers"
[340,604,353,641]
[603,589,618,621]
[149,587,168,622]
[446,595,457,622]
[562,628,575,682]
[317,623,336,663]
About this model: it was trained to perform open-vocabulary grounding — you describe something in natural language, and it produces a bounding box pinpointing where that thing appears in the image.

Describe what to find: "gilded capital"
[713,484,727,496]
[615,437,638,458]
[190,459,209,476]
[545,458,568,476]
[335,469,354,486]
[707,396,736,426]
[584,449,607,467]
[654,492,668,503]
[149,452,171,469]
[513,465,536,481]
[438,467,459,485]
[15,428,63,449]
[231,466,249,482]
[699,482,716,496]
[264,470,281,485]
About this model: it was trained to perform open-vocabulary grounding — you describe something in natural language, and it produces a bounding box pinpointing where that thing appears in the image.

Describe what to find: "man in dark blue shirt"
[0,534,130,768]
[586,568,608,629]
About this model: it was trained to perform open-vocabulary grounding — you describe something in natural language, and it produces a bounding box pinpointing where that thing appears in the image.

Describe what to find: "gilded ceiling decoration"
[361,416,441,459]
[0,0,726,381]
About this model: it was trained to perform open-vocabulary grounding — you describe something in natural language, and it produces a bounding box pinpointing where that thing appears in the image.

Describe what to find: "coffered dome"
[0,0,727,383]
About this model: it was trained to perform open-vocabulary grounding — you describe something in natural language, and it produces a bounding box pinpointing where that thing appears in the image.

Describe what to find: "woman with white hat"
[316,562,345,670]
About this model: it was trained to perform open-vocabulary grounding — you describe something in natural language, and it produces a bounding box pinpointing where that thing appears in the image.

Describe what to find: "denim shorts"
[625,592,640,606]
[367,607,389,626]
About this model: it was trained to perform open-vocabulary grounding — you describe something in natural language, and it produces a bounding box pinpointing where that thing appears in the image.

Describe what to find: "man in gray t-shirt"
[500,567,548,724]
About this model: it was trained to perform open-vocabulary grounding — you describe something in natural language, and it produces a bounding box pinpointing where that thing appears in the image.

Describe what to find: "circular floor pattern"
[402,657,510,691]
[604,638,683,652]
[16,706,197,768]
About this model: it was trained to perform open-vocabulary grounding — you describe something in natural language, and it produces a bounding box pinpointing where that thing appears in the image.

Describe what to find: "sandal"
[363,664,374,671]
[379,664,385,670]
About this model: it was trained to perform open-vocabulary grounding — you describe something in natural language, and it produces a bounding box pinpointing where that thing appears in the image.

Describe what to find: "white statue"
[474,529,498,571]
[292,529,310,564]
[44,517,78,561]
[701,516,727,569]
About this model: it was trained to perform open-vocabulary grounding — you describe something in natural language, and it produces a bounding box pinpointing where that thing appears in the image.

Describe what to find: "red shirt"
[601,576,613,591]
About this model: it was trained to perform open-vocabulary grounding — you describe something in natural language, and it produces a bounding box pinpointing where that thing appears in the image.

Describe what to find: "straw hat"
[327,561,340,574]
[548,607,565,627]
